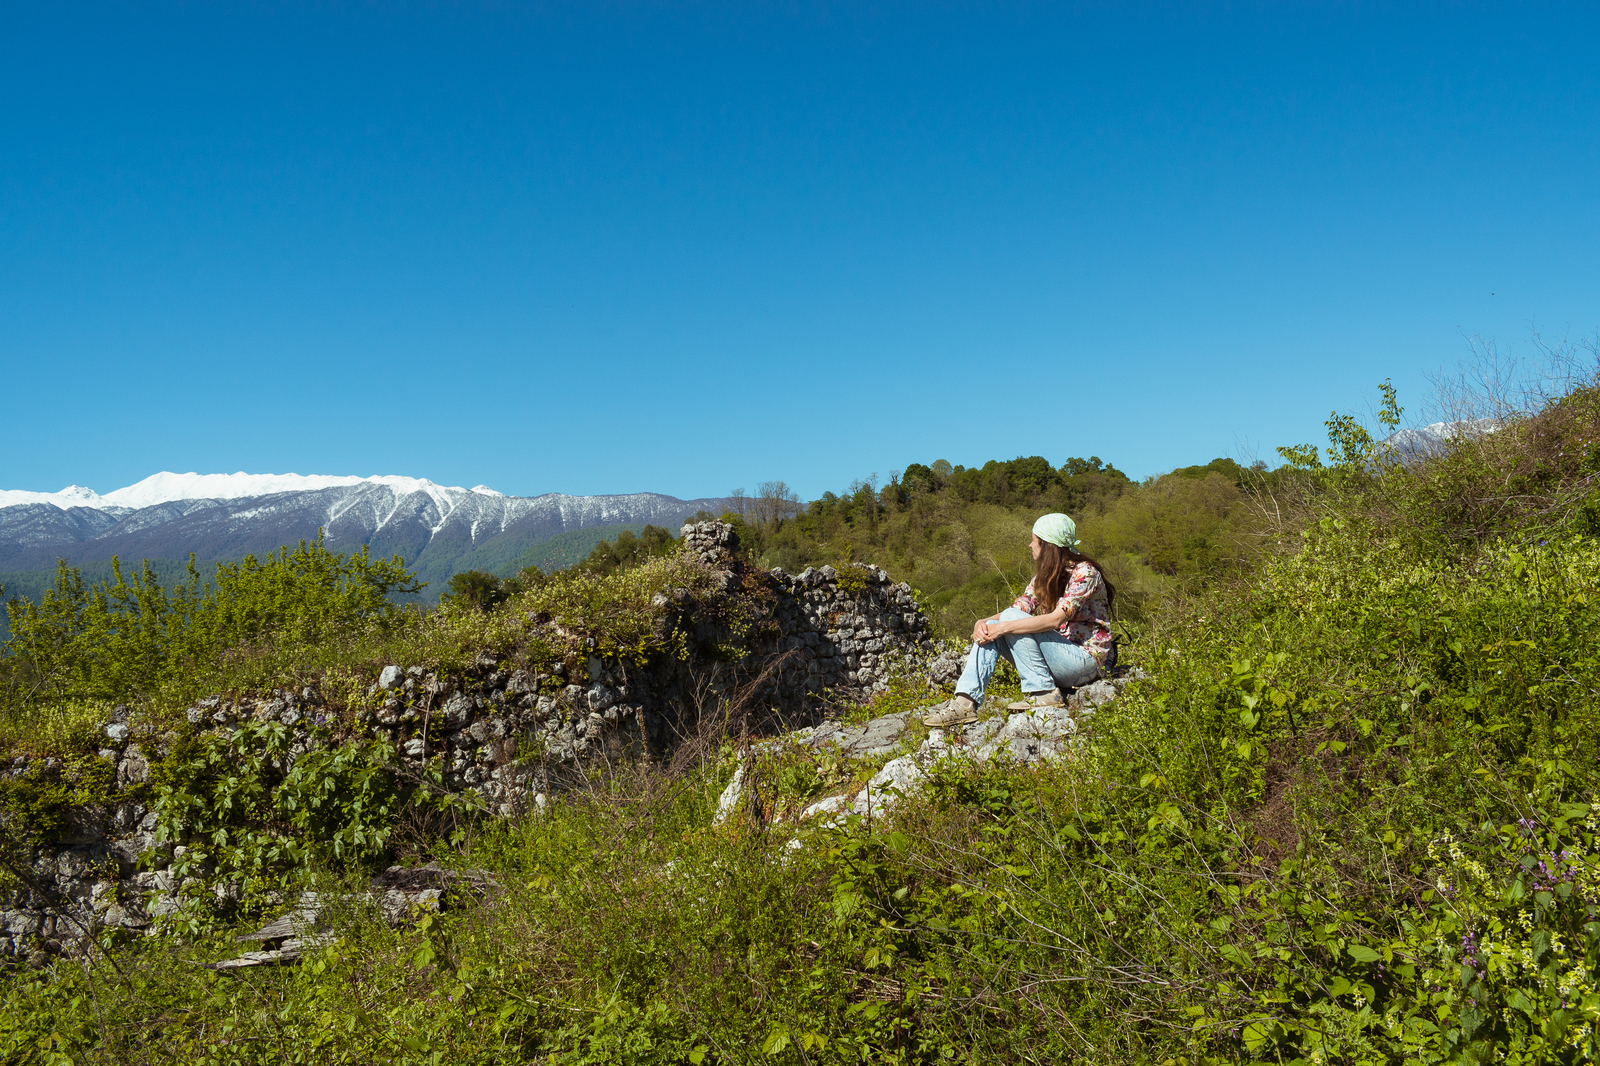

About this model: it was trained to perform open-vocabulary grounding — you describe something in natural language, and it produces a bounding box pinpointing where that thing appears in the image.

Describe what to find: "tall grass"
[0,698,110,756]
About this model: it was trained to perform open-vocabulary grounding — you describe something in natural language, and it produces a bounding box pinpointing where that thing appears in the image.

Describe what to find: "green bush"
[1,533,420,707]
[146,720,458,925]
[442,569,513,611]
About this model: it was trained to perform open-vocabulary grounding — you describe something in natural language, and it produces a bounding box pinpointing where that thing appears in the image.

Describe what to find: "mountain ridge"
[4,470,538,512]
[0,473,736,589]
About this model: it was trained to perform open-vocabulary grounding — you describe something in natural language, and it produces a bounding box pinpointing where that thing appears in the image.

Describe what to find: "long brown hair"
[1033,540,1116,615]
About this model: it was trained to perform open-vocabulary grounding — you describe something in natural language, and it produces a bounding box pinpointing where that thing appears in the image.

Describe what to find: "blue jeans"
[955,607,1100,703]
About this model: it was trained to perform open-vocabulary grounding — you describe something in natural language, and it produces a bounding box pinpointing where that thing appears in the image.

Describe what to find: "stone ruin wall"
[1,521,954,964]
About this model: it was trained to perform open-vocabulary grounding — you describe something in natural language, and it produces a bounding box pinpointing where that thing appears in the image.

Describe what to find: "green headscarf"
[1032,512,1078,550]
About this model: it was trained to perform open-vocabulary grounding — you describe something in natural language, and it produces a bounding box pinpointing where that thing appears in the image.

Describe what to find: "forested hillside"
[5,380,1600,1063]
[558,453,1266,636]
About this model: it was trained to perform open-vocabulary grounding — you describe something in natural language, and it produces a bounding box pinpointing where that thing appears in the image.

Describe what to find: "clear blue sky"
[4,2,1597,500]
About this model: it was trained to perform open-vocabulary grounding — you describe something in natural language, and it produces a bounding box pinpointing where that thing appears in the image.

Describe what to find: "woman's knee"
[998,607,1031,622]
[1003,632,1038,661]
[1047,645,1099,687]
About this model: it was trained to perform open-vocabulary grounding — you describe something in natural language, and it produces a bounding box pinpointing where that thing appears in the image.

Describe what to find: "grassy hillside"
[6,381,1600,1061]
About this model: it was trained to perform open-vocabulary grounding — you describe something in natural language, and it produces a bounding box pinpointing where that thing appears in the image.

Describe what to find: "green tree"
[2,560,91,700]
[1004,455,1058,496]
[1278,382,1406,476]
[902,463,941,494]
[578,525,681,576]
[501,565,546,598]
[442,570,509,611]
[1170,457,1253,487]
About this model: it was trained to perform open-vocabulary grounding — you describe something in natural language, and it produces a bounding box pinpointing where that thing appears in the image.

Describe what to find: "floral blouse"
[1013,562,1115,669]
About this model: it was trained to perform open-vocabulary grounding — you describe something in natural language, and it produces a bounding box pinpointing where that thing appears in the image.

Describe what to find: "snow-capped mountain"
[0,471,510,513]
[0,484,110,510]
[0,472,736,590]
[1377,419,1501,462]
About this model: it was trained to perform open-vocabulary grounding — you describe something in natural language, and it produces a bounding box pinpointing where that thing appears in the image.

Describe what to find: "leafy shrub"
[148,720,462,923]
[443,569,512,611]
[0,754,116,847]
[1383,383,1600,545]
[516,552,715,664]
[1,533,420,706]
[0,697,110,756]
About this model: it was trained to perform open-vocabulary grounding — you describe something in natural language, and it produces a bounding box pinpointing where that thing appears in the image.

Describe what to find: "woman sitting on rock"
[923,512,1115,729]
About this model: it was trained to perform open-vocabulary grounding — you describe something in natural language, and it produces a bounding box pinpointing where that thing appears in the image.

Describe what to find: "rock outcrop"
[716,671,1148,827]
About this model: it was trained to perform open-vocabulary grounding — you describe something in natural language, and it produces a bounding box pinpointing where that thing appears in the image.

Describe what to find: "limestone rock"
[117,746,150,789]
[60,807,107,845]
[848,756,925,818]
[440,693,475,728]
[799,712,910,758]
[1076,679,1119,707]
[801,794,850,820]
[712,764,747,825]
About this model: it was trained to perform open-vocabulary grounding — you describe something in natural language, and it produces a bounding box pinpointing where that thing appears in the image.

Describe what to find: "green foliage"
[830,564,874,595]
[0,754,116,847]
[1169,455,1260,486]
[0,558,199,642]
[1324,409,1376,470]
[0,697,109,755]
[444,569,505,610]
[148,720,460,923]
[1,533,421,707]
[1276,441,1324,470]
[1276,380,1404,478]
[1577,498,1600,539]
[519,552,716,664]
[1391,382,1600,544]
[195,535,423,647]
[442,569,524,611]
[1095,470,1249,577]
[1378,377,1404,431]
[577,525,679,577]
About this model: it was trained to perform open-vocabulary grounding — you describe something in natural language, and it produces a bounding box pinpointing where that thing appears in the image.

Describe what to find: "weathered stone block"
[440,693,475,728]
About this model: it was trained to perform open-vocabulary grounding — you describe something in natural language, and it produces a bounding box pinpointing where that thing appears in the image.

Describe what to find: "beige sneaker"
[922,693,979,728]
[1007,689,1065,713]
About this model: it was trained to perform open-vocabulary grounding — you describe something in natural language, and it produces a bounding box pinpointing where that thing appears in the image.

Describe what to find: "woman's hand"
[975,607,1069,643]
